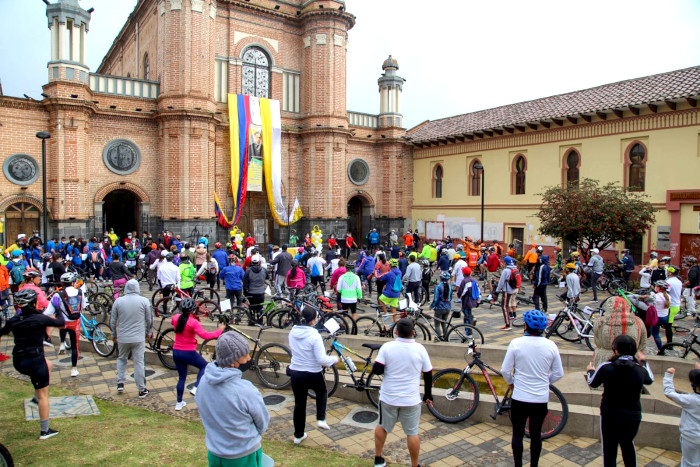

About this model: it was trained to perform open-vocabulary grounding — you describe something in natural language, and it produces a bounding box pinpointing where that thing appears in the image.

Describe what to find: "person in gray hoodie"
[243,254,268,323]
[288,308,339,444]
[110,279,153,397]
[196,331,270,465]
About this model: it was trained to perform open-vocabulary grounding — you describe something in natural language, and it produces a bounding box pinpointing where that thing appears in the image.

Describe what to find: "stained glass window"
[242,47,270,98]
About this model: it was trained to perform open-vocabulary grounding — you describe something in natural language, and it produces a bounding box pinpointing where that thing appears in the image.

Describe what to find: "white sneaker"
[43,340,54,348]
[175,401,187,411]
[70,369,79,377]
[293,433,307,444]
[58,343,66,354]
[486,294,493,301]
[317,420,330,430]
[189,386,197,396]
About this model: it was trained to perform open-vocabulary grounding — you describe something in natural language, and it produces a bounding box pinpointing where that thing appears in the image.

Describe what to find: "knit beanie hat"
[215,332,250,368]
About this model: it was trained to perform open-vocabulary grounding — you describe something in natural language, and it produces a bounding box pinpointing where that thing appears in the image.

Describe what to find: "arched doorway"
[347,195,371,245]
[103,190,138,241]
[5,202,40,245]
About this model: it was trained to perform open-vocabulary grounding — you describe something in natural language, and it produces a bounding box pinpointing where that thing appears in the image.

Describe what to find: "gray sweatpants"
[116,341,146,391]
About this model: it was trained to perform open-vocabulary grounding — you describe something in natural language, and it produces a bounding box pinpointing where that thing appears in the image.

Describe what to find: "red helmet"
[215,242,222,248]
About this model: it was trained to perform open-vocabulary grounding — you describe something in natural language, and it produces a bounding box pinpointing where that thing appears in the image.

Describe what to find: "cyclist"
[430,272,452,341]
[532,255,551,313]
[307,250,326,293]
[476,247,488,277]
[663,364,700,467]
[19,268,50,313]
[242,254,267,323]
[457,266,479,326]
[374,254,391,298]
[178,253,196,297]
[485,246,500,300]
[45,272,86,377]
[171,297,223,410]
[522,243,538,278]
[587,248,604,303]
[451,253,467,291]
[620,248,635,288]
[288,308,339,443]
[337,261,362,322]
[8,250,29,293]
[560,263,581,303]
[685,257,699,315]
[419,258,433,303]
[156,252,181,300]
[108,253,132,300]
[219,254,245,306]
[0,289,65,439]
[123,243,139,276]
[650,256,668,285]
[667,265,683,326]
[501,309,564,467]
[587,335,653,467]
[647,251,659,269]
[285,259,306,300]
[377,258,402,330]
[495,256,520,330]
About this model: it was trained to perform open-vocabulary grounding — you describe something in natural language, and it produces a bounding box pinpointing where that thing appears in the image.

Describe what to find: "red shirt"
[345,236,354,248]
[486,254,500,272]
[403,234,414,247]
[328,238,337,248]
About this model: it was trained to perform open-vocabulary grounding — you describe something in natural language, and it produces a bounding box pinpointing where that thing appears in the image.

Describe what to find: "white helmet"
[251,254,261,264]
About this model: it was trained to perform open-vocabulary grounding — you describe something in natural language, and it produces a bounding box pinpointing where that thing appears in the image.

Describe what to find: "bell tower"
[45,0,92,86]
[378,55,405,128]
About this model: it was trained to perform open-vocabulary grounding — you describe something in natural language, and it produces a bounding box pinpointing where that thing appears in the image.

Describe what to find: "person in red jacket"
[485,246,500,299]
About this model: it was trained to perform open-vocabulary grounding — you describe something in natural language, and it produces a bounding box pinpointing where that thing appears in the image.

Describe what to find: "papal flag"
[227,94,303,226]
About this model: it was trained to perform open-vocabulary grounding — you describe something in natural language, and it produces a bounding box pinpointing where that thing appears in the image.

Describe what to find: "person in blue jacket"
[430,272,453,340]
[437,250,451,273]
[532,255,551,313]
[358,252,376,296]
[378,258,402,330]
[219,254,245,306]
[211,242,229,291]
[368,229,379,250]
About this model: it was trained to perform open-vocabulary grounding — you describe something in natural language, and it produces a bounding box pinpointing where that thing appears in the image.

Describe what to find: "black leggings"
[511,399,548,467]
[533,285,548,313]
[376,280,386,298]
[14,354,50,390]
[59,328,79,367]
[601,413,641,467]
[290,370,327,438]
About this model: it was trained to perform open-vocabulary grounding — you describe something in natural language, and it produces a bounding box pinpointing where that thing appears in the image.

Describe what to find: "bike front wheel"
[365,372,383,408]
[445,324,485,345]
[509,385,568,439]
[659,343,700,361]
[308,364,339,399]
[91,323,115,357]
[155,328,177,370]
[428,368,479,423]
[392,321,430,341]
[255,343,292,389]
[355,316,383,337]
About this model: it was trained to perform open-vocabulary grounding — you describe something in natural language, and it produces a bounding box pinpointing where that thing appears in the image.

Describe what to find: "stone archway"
[0,195,45,247]
[94,183,151,239]
[347,192,374,244]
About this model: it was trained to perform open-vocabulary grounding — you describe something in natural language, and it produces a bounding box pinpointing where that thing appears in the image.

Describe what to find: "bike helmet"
[228,254,237,262]
[523,309,548,330]
[419,258,429,267]
[215,242,222,249]
[570,251,580,257]
[126,243,133,250]
[481,247,486,252]
[650,251,658,258]
[14,288,38,306]
[666,265,679,275]
[60,272,78,284]
[660,256,671,263]
[165,252,174,261]
[454,253,461,259]
[23,267,41,279]
[42,252,52,260]
[655,280,670,290]
[440,271,450,281]
[537,246,543,252]
[565,262,577,270]
[389,258,399,267]
[687,257,697,263]
[488,246,495,252]
[179,297,197,313]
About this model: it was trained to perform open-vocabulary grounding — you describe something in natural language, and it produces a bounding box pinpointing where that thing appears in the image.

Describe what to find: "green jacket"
[337,271,362,302]
[418,244,431,259]
[180,262,196,289]
[429,246,438,263]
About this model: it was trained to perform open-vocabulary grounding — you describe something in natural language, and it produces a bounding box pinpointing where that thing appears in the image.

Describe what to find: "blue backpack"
[311,262,322,277]
[470,279,481,300]
[392,272,403,293]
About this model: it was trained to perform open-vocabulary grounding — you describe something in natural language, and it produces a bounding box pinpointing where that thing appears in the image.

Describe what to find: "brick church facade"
[0,0,412,246]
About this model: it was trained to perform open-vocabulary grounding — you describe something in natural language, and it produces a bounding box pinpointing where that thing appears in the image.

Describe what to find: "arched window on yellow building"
[469,159,482,196]
[627,143,646,192]
[513,155,526,195]
[433,164,443,198]
[564,149,580,187]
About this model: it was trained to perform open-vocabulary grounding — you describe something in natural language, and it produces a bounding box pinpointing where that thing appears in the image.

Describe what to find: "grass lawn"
[0,375,368,466]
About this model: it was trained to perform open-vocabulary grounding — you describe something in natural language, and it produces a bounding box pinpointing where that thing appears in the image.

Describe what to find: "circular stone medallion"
[103,139,141,175]
[348,159,370,185]
[3,154,40,185]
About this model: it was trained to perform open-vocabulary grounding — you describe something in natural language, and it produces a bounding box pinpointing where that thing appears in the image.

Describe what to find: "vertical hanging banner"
[226,94,303,226]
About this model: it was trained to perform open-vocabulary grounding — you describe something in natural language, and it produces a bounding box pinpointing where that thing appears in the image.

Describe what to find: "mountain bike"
[198,314,292,389]
[544,299,595,351]
[311,331,383,407]
[63,308,115,357]
[153,286,219,321]
[428,342,568,439]
[0,442,13,467]
[658,317,700,361]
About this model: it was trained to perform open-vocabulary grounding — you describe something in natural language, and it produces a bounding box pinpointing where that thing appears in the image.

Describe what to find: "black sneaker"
[374,456,386,467]
[138,389,150,398]
[39,428,59,440]
[30,396,39,405]
[117,383,124,393]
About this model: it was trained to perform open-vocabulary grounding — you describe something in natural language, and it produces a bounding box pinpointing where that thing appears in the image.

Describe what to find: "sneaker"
[486,294,493,301]
[117,383,124,393]
[43,339,54,348]
[175,401,187,411]
[0,352,9,362]
[138,389,150,398]
[30,396,39,405]
[39,428,59,440]
[70,368,79,377]
[317,420,330,430]
[374,456,387,467]
[293,433,307,444]
[472,319,477,326]
[500,326,513,331]
[589,299,599,303]
[189,386,197,396]
[58,343,66,354]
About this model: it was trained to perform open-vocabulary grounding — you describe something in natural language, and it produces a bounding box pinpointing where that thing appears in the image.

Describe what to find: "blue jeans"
[173,349,208,402]
[651,315,672,350]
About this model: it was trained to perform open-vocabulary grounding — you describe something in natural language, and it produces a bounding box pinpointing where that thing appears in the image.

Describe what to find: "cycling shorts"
[14,354,50,389]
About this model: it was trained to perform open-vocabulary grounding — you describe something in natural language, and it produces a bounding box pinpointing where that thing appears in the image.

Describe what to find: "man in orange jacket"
[522,243,539,279]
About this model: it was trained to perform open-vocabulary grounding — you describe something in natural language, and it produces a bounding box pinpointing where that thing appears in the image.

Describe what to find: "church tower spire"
[378,55,405,128]
[45,0,92,85]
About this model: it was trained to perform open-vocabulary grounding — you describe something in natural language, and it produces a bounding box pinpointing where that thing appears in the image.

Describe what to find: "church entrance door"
[103,190,138,242]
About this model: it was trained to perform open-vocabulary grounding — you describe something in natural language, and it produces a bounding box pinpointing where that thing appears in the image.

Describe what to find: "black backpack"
[59,289,83,321]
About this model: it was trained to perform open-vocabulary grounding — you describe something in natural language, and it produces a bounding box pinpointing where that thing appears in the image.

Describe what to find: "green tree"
[536,179,656,262]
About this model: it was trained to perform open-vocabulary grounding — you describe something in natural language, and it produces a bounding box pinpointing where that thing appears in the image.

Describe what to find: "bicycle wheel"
[413,286,428,306]
[155,328,177,370]
[196,300,220,321]
[309,364,339,399]
[659,343,700,361]
[199,338,217,361]
[154,297,179,317]
[91,323,115,357]
[515,385,568,439]
[674,309,688,320]
[394,321,430,340]
[428,368,479,423]
[0,442,14,467]
[84,281,99,296]
[135,267,144,282]
[198,287,220,303]
[511,316,525,328]
[366,372,383,408]
[356,316,383,337]
[265,309,284,327]
[255,343,292,389]
[151,288,167,307]
[445,324,485,345]
[91,292,114,313]
[554,317,581,342]
[276,310,297,329]
[319,313,351,335]
[581,322,594,351]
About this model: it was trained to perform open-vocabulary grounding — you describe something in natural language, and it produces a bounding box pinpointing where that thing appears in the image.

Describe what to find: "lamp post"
[473,162,484,242]
[35,132,51,242]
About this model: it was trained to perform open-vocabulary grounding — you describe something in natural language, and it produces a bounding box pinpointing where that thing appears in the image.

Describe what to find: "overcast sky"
[2,0,699,129]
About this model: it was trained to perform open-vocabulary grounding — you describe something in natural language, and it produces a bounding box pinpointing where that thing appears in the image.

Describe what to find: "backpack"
[311,262,322,277]
[644,304,658,327]
[391,273,403,293]
[508,269,520,289]
[90,250,100,264]
[59,289,83,320]
[10,261,26,284]
[470,279,481,300]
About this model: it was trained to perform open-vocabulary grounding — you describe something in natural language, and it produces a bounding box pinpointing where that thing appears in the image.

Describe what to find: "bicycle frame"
[329,339,373,384]
[79,313,99,341]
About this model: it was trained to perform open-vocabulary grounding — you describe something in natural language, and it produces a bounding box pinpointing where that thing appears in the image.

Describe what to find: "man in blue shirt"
[620,248,635,288]
[368,229,380,250]
[212,242,229,290]
[219,255,245,306]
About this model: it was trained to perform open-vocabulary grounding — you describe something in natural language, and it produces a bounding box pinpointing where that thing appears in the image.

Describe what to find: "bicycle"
[198,314,292,389]
[658,317,700,361]
[428,341,568,439]
[62,307,115,357]
[312,330,383,407]
[153,286,219,321]
[151,284,220,308]
[544,298,595,351]
[0,442,13,467]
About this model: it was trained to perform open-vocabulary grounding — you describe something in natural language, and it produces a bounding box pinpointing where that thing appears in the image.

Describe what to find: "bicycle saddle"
[362,343,382,351]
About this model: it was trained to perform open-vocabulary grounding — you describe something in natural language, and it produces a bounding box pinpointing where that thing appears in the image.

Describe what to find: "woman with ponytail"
[171,298,223,411]
[286,259,306,299]
[651,280,673,350]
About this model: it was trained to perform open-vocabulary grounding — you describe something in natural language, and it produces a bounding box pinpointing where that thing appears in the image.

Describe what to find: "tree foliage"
[536,179,656,261]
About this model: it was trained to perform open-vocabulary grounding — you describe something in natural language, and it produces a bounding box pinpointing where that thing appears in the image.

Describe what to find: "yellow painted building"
[408,66,700,267]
